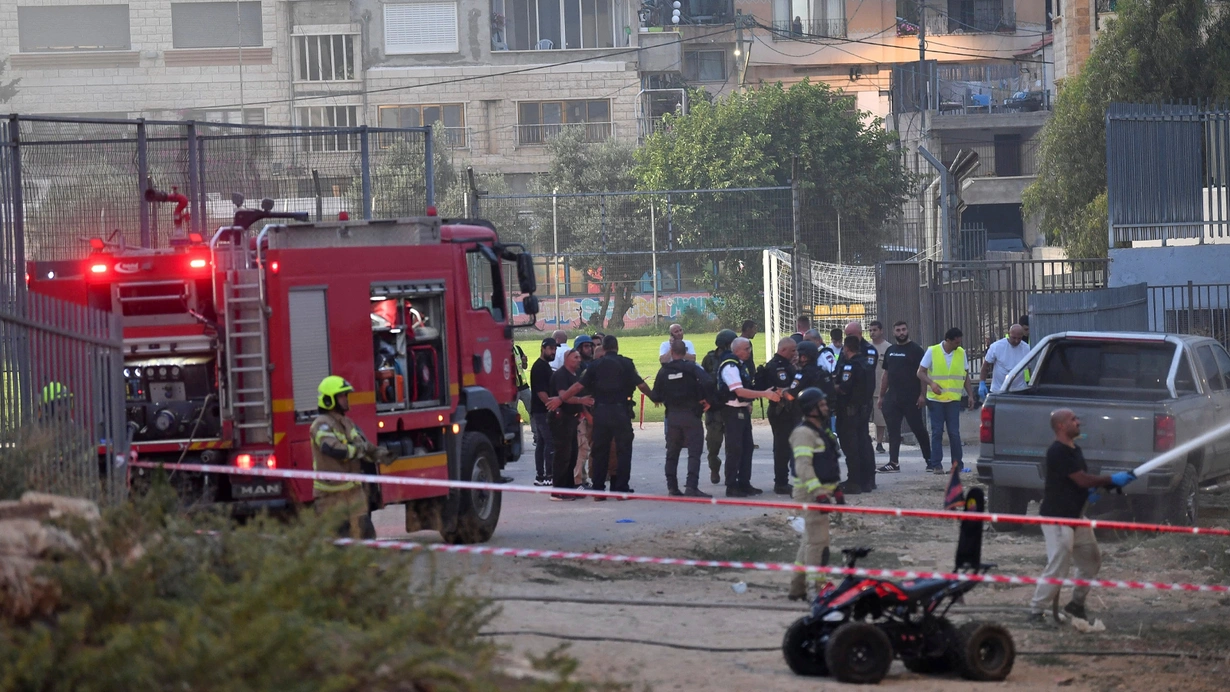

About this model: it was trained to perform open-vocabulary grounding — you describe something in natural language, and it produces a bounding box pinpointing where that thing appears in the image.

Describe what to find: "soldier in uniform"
[788,387,842,601]
[758,337,799,495]
[833,335,873,494]
[310,375,393,538]
[701,330,738,485]
[649,339,715,497]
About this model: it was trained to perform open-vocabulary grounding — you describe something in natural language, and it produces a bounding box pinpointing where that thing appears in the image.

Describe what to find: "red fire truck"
[28,193,539,544]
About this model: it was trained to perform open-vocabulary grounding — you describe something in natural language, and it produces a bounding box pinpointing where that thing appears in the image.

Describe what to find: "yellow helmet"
[318,375,354,410]
[42,381,72,404]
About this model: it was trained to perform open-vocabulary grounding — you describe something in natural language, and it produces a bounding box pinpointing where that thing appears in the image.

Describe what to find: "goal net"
[762,249,878,361]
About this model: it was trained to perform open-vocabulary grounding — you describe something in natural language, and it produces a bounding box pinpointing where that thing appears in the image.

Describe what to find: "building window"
[498,0,615,51]
[297,106,360,151]
[17,5,131,52]
[378,105,468,148]
[171,2,263,49]
[184,108,266,126]
[295,35,356,81]
[684,50,727,82]
[385,2,459,55]
[516,100,611,145]
[771,0,846,38]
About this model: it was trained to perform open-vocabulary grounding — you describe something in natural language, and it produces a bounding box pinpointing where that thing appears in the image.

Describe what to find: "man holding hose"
[1027,408,1136,624]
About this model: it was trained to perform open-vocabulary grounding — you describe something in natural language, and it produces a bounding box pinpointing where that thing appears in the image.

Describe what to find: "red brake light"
[188,232,204,244]
[338,211,349,221]
[270,260,279,274]
[90,263,109,274]
[265,454,277,469]
[1154,414,1176,452]
[979,405,994,444]
[235,454,254,469]
[189,258,207,269]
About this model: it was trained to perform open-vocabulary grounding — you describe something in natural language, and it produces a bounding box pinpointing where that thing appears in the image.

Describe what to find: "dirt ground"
[409,460,1230,691]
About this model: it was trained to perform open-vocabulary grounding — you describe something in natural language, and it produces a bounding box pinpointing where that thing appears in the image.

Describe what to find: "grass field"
[516,332,720,423]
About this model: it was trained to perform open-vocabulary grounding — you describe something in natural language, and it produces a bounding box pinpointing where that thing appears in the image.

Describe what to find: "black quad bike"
[782,488,1015,685]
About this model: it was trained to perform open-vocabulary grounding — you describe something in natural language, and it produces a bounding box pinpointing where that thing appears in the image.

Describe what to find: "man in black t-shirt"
[877,321,933,472]
[1027,409,1136,624]
[529,338,558,486]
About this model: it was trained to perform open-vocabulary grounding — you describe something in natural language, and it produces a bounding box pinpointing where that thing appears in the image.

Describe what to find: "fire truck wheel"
[442,432,502,544]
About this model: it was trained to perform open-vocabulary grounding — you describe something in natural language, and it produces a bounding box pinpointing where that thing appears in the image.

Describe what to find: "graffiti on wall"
[512,292,715,329]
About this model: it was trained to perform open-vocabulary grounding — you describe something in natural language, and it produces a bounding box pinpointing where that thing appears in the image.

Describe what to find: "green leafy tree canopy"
[1023,0,1230,258]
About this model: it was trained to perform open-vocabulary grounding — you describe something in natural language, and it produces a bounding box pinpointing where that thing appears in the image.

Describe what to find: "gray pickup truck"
[977,332,1230,526]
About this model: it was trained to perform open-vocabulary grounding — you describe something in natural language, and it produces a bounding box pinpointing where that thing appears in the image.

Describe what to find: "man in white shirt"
[981,324,1030,396]
[804,329,836,372]
[659,323,697,364]
[549,329,570,371]
[718,337,780,497]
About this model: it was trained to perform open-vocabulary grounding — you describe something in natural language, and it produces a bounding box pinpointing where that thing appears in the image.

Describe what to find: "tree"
[529,129,647,330]
[0,59,18,104]
[1023,0,1230,258]
[635,81,912,259]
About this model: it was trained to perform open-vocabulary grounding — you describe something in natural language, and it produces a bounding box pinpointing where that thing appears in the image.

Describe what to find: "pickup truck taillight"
[1154,414,1176,452]
[980,405,994,444]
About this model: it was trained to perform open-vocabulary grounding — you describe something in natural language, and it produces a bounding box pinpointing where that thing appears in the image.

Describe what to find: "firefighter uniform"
[759,352,797,494]
[788,393,841,601]
[834,352,872,493]
[650,358,714,496]
[310,376,387,538]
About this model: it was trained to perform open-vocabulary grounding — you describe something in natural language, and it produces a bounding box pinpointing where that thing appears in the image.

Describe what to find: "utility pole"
[735,10,748,90]
[917,0,926,132]
[791,156,803,323]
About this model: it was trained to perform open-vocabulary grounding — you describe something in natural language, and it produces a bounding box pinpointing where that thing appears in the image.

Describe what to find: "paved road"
[373,421,945,551]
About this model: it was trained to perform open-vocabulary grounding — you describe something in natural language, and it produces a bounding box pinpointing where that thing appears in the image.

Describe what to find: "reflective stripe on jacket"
[309,411,369,493]
[926,344,966,402]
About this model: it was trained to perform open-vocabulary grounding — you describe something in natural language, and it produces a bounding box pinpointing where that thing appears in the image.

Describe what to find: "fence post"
[600,194,608,253]
[424,126,435,209]
[1188,280,1195,332]
[552,188,560,327]
[137,118,150,247]
[791,157,803,322]
[185,121,200,235]
[360,126,372,220]
[7,116,26,314]
[650,198,659,329]
[196,135,208,230]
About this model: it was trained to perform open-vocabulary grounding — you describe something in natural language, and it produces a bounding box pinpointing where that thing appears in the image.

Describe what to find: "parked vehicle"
[978,332,1230,526]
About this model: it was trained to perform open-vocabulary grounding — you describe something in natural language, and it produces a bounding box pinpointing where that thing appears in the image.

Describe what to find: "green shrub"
[0,476,595,691]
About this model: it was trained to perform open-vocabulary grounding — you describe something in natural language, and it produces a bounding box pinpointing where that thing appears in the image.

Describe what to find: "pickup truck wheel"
[987,486,1029,531]
[1132,464,1199,526]
[441,432,502,544]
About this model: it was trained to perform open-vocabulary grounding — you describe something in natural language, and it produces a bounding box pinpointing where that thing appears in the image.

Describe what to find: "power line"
[752,21,1051,65]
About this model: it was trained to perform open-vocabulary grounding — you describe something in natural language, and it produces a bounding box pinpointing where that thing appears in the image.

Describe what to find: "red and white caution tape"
[131,460,1230,537]
[338,538,1230,594]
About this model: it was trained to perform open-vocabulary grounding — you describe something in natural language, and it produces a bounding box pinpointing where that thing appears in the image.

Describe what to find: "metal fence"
[1147,282,1230,348]
[11,115,433,261]
[1105,102,1230,246]
[1030,283,1149,343]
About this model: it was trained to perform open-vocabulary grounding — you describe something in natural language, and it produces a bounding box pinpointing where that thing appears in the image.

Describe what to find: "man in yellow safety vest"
[917,328,975,475]
[310,375,393,538]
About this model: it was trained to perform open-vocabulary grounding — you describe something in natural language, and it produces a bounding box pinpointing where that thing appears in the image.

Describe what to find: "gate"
[1030,283,1149,343]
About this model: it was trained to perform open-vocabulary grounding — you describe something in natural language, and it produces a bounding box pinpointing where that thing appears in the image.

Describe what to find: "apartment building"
[1,0,661,182]
[1051,0,1116,81]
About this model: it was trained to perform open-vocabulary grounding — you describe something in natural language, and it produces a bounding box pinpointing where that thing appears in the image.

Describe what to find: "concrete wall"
[1109,245,1230,287]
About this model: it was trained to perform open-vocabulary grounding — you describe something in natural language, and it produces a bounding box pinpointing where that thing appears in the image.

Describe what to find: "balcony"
[515,122,615,146]
[638,0,735,28]
[941,138,1041,179]
[769,18,848,40]
[925,2,1016,35]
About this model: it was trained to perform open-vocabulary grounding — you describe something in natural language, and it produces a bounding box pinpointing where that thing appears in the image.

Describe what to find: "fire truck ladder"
[211,228,272,447]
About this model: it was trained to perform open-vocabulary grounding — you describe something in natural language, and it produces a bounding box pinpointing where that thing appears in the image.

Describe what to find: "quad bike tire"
[952,621,1015,681]
[900,617,957,674]
[782,617,830,677]
[441,432,502,544]
[824,622,893,685]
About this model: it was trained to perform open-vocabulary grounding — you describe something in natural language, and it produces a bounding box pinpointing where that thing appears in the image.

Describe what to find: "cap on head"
[541,337,558,349]
[715,329,738,349]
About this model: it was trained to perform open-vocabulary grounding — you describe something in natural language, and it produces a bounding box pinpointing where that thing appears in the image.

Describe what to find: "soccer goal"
[763,249,878,359]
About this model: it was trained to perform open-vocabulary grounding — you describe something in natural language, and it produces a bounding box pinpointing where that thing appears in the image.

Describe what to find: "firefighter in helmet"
[40,381,73,420]
[788,387,843,602]
[310,375,393,539]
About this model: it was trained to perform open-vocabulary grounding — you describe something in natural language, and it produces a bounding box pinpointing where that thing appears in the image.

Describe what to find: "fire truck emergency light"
[189,258,207,269]
[188,233,204,244]
[235,454,253,469]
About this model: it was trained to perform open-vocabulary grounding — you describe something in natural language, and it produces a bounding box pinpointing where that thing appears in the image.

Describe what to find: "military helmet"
[797,340,819,361]
[318,375,355,410]
[715,329,738,350]
[796,387,827,416]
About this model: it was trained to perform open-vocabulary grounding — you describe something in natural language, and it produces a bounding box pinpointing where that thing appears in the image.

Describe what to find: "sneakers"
[667,486,684,497]
[773,484,793,495]
[533,477,554,487]
[550,493,579,501]
[710,469,721,484]
[1063,601,1088,620]
[684,487,712,498]
[875,443,886,453]
[928,466,947,475]
[877,462,900,473]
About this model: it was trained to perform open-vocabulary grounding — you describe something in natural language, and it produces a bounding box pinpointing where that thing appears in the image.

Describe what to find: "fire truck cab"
[28,197,539,544]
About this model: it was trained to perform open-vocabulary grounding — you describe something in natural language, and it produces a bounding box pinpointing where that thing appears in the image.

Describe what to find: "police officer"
[557,335,652,497]
[788,387,842,601]
[784,340,832,412]
[650,339,715,497]
[701,330,738,484]
[845,321,881,491]
[834,335,873,494]
[717,337,781,497]
[758,337,798,495]
[310,375,393,538]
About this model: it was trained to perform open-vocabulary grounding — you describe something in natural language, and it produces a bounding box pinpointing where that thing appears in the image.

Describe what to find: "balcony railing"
[516,122,614,146]
[926,8,1016,35]
[770,18,848,40]
[638,0,735,27]
[939,139,1041,178]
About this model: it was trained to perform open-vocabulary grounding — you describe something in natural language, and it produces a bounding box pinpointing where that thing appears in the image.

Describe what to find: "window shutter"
[384,2,459,55]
